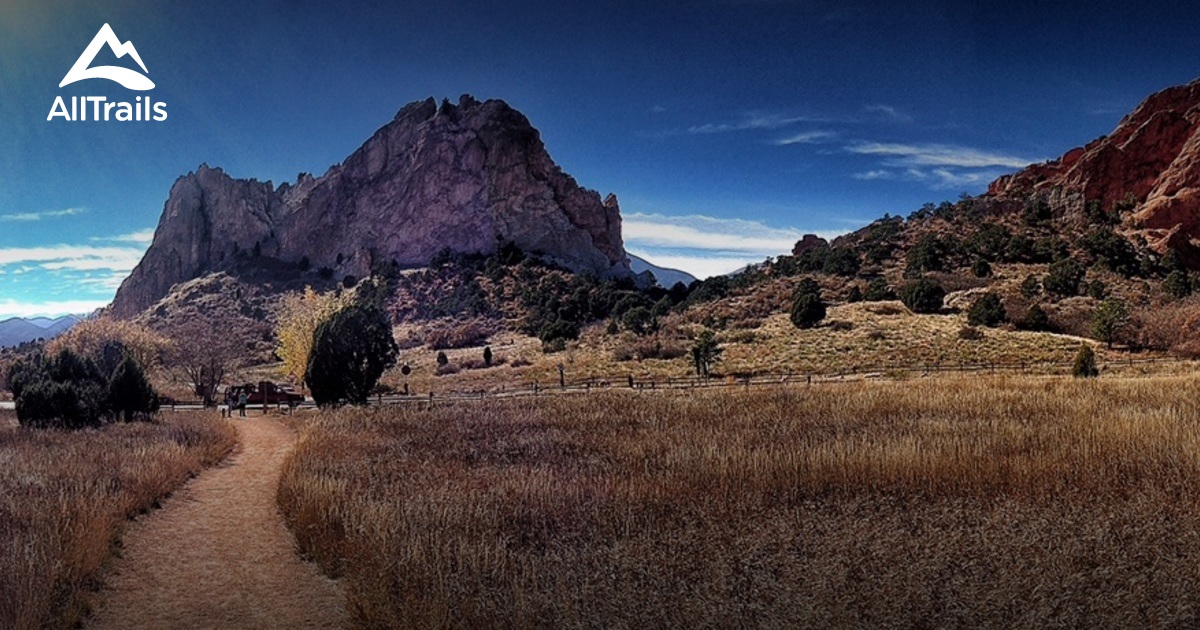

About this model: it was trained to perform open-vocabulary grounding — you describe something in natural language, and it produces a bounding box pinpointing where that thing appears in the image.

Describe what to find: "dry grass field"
[280,376,1200,627]
[0,411,237,629]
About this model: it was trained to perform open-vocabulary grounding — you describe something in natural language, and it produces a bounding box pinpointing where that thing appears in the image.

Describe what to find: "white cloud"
[622,213,847,279]
[0,208,86,222]
[628,250,762,279]
[853,170,895,181]
[0,245,145,272]
[774,130,838,146]
[92,228,156,246]
[846,141,1039,169]
[688,112,822,135]
[0,299,108,318]
[863,104,912,123]
[623,212,840,254]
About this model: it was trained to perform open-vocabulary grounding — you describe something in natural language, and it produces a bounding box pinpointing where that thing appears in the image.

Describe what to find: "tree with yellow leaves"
[275,287,349,390]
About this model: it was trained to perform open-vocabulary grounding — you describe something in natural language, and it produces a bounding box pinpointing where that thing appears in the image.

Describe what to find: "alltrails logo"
[48,23,168,122]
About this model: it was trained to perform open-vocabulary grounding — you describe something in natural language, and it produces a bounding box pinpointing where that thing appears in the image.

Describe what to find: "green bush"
[107,355,160,422]
[863,278,895,301]
[1020,274,1042,298]
[790,293,827,329]
[306,304,399,407]
[1019,304,1051,332]
[1044,258,1085,298]
[11,349,117,429]
[1164,270,1192,299]
[967,292,1006,327]
[970,258,992,278]
[900,278,946,314]
[1073,344,1099,378]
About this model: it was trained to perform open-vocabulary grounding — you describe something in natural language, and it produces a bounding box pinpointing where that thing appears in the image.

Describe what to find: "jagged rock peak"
[110,95,631,318]
[986,77,1200,264]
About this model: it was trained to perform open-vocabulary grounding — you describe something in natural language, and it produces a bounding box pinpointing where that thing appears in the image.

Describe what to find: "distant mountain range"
[0,315,82,348]
[628,254,698,288]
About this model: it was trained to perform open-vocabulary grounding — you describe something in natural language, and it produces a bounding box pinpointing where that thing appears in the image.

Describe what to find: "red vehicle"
[227,381,306,408]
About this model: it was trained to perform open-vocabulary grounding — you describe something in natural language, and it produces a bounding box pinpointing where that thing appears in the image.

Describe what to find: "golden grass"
[279,376,1200,627]
[0,413,237,629]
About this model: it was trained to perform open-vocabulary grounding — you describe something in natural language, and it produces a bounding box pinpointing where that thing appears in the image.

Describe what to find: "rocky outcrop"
[111,95,630,318]
[792,234,829,257]
[988,78,1200,263]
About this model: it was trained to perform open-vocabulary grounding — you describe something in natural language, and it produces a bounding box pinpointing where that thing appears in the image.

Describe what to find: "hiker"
[238,391,248,417]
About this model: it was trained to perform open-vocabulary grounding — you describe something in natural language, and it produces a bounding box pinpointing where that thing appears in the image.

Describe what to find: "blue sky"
[2,0,1200,317]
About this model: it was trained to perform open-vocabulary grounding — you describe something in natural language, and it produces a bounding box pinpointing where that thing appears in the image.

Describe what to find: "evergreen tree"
[306,304,399,407]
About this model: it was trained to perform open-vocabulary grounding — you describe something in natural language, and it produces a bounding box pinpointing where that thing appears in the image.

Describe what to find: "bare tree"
[164,315,245,407]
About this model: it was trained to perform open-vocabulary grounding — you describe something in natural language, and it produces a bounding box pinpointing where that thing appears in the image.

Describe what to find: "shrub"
[790,292,827,329]
[846,286,864,303]
[539,320,580,345]
[1044,259,1085,298]
[971,258,992,278]
[1020,274,1042,298]
[900,278,945,314]
[620,307,656,336]
[1073,344,1099,378]
[11,347,159,429]
[863,278,895,301]
[905,235,947,276]
[1164,270,1192,299]
[1087,280,1107,300]
[436,351,449,367]
[822,247,861,277]
[967,292,1006,327]
[483,346,493,367]
[1019,304,1051,331]
[107,356,160,422]
[306,304,399,407]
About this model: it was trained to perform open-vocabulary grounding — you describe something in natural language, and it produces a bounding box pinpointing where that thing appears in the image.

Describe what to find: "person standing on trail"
[238,391,248,418]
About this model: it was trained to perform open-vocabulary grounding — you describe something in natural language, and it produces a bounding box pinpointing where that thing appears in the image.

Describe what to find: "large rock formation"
[111,95,630,318]
[988,78,1200,263]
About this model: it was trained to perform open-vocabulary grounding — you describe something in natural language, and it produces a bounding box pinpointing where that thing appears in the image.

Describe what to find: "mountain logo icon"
[59,23,154,91]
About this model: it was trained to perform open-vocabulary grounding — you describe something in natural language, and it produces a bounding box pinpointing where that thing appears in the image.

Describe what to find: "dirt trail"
[88,416,348,629]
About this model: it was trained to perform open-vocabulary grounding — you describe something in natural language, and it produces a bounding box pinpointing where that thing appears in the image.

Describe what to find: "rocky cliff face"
[988,78,1200,263]
[111,95,630,318]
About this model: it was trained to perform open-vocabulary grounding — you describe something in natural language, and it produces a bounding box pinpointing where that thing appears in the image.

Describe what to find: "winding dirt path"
[88,416,347,629]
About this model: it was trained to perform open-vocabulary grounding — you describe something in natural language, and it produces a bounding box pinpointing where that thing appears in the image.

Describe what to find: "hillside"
[104,79,1200,391]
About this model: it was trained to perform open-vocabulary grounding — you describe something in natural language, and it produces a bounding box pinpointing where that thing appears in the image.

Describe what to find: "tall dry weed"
[0,413,237,629]
[279,377,1200,627]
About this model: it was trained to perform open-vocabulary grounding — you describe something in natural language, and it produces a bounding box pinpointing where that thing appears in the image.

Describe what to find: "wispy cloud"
[623,212,845,278]
[687,112,825,135]
[0,245,145,271]
[846,141,1039,169]
[0,207,86,222]
[0,231,152,319]
[863,104,912,123]
[774,130,838,145]
[91,228,156,246]
[853,167,1007,191]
